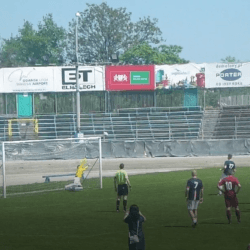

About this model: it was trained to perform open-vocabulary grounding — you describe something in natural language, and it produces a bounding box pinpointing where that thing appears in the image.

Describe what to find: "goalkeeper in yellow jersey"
[114,163,131,212]
[65,159,88,191]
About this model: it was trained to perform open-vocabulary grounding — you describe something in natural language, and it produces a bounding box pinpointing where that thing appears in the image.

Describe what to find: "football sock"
[116,200,120,211]
[226,210,231,222]
[236,210,241,221]
[123,200,127,211]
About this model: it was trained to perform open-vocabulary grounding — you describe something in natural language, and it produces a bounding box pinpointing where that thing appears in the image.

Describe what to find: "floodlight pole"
[76,12,81,134]
[204,89,206,111]
[99,137,103,189]
[2,142,6,198]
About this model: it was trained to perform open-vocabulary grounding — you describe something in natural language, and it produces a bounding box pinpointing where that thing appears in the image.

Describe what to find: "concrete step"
[199,110,220,139]
[19,121,38,140]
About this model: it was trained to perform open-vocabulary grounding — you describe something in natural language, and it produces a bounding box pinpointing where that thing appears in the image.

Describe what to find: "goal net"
[0,137,102,198]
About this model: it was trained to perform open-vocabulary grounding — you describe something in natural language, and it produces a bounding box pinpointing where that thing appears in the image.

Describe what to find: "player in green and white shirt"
[114,163,131,212]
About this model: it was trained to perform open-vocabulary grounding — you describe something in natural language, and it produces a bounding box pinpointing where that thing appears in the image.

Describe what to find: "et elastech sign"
[61,67,104,91]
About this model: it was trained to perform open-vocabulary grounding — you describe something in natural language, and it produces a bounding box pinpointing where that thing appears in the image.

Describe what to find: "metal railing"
[0,110,204,141]
[201,115,250,140]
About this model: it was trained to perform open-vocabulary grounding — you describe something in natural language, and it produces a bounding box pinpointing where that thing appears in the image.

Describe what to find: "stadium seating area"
[0,106,203,141]
[213,106,250,139]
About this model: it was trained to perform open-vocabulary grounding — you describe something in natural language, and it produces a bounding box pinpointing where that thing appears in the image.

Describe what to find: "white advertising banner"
[0,68,3,92]
[0,66,105,93]
[1,66,55,93]
[155,63,205,89]
[54,66,105,92]
[205,63,250,88]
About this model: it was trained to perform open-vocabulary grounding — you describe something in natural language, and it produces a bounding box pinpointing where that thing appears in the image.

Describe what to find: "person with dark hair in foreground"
[124,205,146,250]
[217,169,241,224]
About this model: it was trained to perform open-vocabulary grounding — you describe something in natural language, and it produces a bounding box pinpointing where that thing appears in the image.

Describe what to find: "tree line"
[0,2,188,67]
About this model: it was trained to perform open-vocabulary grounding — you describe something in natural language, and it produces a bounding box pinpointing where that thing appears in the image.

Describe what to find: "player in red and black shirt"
[217,169,241,224]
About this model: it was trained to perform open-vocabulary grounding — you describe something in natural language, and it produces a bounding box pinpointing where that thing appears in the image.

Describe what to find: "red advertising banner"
[106,65,155,91]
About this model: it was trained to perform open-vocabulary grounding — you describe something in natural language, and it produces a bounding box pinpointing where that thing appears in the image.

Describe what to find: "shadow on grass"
[240,210,250,213]
[239,202,250,205]
[208,193,219,196]
[94,210,119,213]
[200,222,228,225]
[164,225,190,228]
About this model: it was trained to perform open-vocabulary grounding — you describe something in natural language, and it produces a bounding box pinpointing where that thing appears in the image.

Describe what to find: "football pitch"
[0,167,249,250]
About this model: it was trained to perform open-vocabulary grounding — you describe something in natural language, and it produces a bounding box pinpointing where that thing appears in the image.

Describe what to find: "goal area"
[0,137,102,198]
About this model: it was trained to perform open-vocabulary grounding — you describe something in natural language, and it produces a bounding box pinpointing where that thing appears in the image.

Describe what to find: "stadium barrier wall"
[1,139,250,160]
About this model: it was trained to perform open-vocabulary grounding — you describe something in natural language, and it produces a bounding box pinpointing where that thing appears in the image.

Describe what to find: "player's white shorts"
[187,200,200,210]
[65,176,83,191]
[74,177,81,186]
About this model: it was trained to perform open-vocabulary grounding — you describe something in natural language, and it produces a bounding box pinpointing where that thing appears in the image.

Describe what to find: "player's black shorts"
[117,184,128,196]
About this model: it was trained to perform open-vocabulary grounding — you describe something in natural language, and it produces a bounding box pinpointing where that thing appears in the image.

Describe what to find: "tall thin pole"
[99,137,103,189]
[2,142,6,198]
[204,89,206,110]
[75,13,81,134]
[154,91,157,108]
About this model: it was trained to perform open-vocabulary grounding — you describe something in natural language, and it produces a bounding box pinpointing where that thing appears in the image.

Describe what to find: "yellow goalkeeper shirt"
[115,170,128,185]
[75,166,87,178]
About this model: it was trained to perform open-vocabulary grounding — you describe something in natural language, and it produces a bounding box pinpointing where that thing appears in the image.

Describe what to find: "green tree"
[158,44,188,64]
[37,14,67,65]
[120,42,188,65]
[67,2,164,64]
[0,14,66,67]
[221,56,240,63]
[0,36,23,67]
[18,21,49,66]
[120,42,162,65]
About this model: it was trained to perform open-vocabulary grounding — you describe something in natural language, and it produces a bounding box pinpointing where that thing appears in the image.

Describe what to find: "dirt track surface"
[1,155,249,186]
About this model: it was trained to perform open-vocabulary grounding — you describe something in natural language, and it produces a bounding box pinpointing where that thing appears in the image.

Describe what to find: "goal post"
[1,137,102,198]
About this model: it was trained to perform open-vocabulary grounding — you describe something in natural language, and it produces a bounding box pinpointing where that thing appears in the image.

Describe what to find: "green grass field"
[0,167,249,250]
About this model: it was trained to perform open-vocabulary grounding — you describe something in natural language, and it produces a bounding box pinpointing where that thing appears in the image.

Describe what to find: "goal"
[0,137,102,198]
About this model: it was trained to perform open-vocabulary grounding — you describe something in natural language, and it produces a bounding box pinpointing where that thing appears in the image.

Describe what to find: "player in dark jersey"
[218,154,236,195]
[185,170,204,228]
[217,169,241,224]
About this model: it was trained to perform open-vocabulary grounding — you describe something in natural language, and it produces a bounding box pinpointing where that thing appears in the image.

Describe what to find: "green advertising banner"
[131,71,150,85]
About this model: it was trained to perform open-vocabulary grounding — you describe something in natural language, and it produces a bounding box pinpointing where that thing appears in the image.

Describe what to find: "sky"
[0,0,249,64]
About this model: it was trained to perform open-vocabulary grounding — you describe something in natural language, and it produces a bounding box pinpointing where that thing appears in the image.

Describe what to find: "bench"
[42,173,75,183]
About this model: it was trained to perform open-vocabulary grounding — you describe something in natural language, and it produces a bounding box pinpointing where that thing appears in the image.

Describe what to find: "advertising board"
[1,67,54,93]
[54,66,105,92]
[0,66,105,93]
[205,63,250,88]
[155,63,205,89]
[106,65,155,91]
